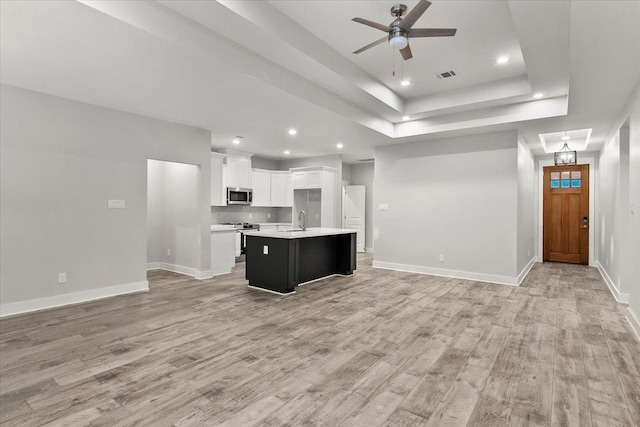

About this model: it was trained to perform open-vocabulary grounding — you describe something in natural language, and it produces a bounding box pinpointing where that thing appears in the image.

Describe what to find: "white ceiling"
[1,0,639,162]
[269,0,527,98]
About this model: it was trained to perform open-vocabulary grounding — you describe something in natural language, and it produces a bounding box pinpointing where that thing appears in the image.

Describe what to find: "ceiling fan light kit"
[352,0,457,61]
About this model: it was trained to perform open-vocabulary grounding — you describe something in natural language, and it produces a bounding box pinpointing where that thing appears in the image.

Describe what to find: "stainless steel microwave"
[227,187,252,205]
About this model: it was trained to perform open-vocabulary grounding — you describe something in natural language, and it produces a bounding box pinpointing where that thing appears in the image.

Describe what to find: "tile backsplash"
[211,206,292,224]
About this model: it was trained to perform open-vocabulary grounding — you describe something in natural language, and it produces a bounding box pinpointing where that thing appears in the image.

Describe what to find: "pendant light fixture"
[554,132,577,166]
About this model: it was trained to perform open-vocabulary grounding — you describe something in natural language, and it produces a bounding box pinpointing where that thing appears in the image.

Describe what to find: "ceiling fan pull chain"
[392,47,396,76]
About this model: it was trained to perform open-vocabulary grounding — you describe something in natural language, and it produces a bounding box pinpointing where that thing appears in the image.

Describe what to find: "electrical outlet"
[263,245,269,255]
[249,213,253,219]
[167,248,171,257]
[267,213,271,219]
[439,254,445,262]
[58,272,67,284]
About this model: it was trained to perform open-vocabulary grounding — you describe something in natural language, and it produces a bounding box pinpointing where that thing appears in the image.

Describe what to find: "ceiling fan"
[352,0,457,60]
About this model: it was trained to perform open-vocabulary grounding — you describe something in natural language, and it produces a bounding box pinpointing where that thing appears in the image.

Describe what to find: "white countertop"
[211,225,237,232]
[257,223,292,226]
[244,227,356,239]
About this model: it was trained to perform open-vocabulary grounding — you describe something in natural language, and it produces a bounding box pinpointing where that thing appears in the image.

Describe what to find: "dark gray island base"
[245,228,357,294]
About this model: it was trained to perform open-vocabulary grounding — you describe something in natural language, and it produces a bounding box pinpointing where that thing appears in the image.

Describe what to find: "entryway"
[543,164,589,264]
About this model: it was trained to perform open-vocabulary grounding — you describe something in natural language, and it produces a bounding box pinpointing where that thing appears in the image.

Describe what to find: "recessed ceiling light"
[533,92,544,99]
[402,115,410,121]
[232,137,241,145]
[288,129,297,136]
[496,56,509,64]
[336,143,344,149]
[400,79,411,86]
[284,150,290,155]
[562,135,570,141]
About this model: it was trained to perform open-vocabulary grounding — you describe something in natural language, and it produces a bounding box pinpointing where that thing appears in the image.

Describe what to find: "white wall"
[597,82,640,309]
[349,162,375,252]
[629,90,640,320]
[147,160,200,271]
[611,83,640,318]
[147,160,164,263]
[373,130,520,284]
[251,156,279,171]
[516,138,536,276]
[0,85,211,316]
[597,131,626,299]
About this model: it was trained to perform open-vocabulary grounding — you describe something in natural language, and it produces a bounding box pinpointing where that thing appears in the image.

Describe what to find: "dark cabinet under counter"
[244,228,357,294]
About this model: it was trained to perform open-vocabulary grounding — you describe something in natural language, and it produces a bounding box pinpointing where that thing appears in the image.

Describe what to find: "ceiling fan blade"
[400,44,413,61]
[353,37,388,54]
[409,28,457,38]
[399,0,431,30]
[352,17,391,32]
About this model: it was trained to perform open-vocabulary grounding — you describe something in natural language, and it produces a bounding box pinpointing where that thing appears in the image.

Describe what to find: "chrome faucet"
[298,210,306,231]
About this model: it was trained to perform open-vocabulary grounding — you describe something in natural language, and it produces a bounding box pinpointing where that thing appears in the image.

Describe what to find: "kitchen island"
[244,228,356,294]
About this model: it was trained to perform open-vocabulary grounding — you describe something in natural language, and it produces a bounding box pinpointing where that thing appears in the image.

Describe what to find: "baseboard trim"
[247,285,296,296]
[195,270,213,280]
[0,280,149,318]
[595,261,629,304]
[626,307,640,343]
[517,257,537,285]
[147,262,199,277]
[147,262,162,270]
[372,261,519,286]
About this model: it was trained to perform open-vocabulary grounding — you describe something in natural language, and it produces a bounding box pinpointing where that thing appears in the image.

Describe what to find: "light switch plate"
[108,199,125,209]
[263,245,268,255]
[379,204,389,211]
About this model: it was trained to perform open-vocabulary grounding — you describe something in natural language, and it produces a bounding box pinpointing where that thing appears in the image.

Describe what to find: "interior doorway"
[343,185,366,252]
[543,164,590,264]
[147,159,201,276]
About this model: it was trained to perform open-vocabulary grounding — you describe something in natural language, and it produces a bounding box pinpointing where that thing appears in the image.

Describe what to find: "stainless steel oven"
[240,224,260,255]
[227,187,253,205]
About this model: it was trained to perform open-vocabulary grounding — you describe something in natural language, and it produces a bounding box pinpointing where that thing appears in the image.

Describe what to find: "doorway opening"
[147,159,201,277]
[343,185,366,253]
[542,164,590,264]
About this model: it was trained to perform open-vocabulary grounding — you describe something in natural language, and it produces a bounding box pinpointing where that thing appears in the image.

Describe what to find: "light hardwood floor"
[1,254,639,426]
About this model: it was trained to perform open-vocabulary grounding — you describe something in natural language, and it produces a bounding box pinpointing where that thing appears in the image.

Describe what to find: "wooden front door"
[543,164,589,264]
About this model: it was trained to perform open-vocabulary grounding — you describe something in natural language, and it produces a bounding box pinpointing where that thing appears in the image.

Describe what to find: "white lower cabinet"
[211,230,236,276]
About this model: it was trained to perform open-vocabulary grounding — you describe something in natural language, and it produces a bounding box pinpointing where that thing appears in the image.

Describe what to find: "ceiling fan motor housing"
[389,27,408,40]
[390,4,408,17]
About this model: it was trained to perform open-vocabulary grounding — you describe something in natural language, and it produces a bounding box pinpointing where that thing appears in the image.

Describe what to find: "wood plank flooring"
[1,255,639,426]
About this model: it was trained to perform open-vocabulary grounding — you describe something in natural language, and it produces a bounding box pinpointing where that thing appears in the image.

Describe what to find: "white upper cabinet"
[251,169,271,207]
[226,156,252,189]
[210,152,226,206]
[292,170,322,189]
[270,171,293,207]
[290,166,338,227]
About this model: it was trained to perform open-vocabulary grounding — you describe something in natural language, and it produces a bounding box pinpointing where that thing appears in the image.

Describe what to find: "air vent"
[358,158,375,162]
[436,70,456,79]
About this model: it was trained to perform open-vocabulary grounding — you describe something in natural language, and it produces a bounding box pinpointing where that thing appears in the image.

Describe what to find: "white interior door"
[344,185,365,252]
